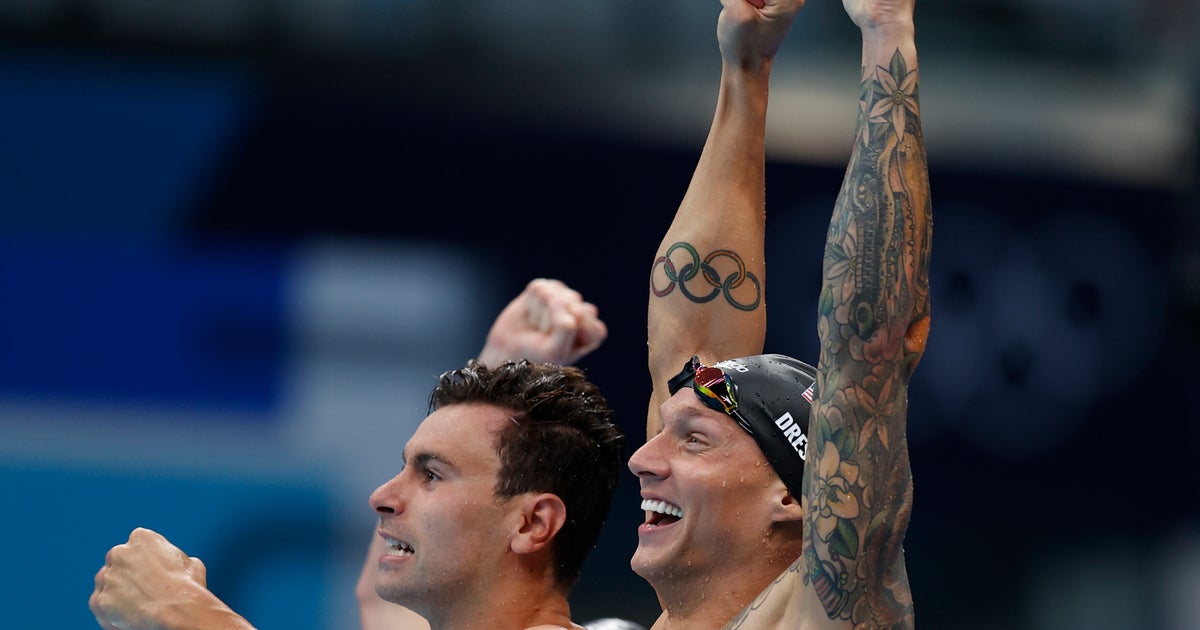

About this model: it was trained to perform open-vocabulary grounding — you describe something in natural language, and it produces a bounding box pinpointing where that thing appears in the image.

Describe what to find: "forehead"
[661,389,738,437]
[406,403,513,472]
[661,388,768,459]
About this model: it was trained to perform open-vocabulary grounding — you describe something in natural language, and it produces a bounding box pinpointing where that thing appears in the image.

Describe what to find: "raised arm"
[800,0,930,626]
[646,0,802,436]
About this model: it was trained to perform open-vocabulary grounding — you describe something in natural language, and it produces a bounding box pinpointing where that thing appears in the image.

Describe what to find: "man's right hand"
[717,0,805,70]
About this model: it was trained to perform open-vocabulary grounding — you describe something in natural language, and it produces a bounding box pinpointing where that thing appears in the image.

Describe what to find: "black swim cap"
[667,354,816,498]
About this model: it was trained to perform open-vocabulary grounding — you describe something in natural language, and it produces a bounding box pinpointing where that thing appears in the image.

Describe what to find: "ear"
[510,493,567,555]
[769,479,805,524]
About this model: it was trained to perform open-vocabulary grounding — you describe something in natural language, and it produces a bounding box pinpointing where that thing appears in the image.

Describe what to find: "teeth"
[640,499,683,518]
[383,536,414,555]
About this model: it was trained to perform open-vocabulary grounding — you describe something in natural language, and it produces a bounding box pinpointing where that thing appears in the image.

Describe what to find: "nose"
[369,474,405,515]
[628,432,668,479]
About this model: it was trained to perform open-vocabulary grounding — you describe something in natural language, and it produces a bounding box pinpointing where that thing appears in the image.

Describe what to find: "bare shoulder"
[723,560,852,630]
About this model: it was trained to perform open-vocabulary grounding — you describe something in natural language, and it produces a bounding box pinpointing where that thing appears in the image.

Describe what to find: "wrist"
[860,22,916,67]
[165,603,257,630]
[860,20,915,45]
[476,335,510,367]
[721,56,774,80]
[719,59,773,111]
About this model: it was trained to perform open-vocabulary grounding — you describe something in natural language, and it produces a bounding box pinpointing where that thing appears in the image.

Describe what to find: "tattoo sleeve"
[802,48,931,628]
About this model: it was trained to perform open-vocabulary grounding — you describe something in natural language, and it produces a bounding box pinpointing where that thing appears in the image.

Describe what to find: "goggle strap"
[666,356,700,396]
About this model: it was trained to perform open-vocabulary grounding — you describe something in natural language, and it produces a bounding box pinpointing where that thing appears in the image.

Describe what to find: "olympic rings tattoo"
[650,242,761,312]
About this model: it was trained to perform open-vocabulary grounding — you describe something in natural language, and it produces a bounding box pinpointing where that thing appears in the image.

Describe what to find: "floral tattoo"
[801,48,931,629]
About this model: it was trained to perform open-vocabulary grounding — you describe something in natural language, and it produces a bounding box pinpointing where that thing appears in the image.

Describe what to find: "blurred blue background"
[1,1,1198,628]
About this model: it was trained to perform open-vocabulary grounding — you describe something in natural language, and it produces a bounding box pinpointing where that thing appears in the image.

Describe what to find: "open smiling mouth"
[641,499,684,527]
[384,536,414,556]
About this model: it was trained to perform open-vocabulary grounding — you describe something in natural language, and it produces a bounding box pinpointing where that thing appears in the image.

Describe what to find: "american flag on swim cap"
[801,382,815,403]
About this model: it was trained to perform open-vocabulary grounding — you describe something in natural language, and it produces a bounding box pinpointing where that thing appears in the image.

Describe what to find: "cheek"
[456,502,510,544]
[715,470,776,521]
[420,495,490,536]
[707,451,773,491]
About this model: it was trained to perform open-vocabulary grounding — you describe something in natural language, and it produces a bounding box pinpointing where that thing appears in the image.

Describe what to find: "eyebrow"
[664,393,719,422]
[402,451,455,471]
[663,397,732,435]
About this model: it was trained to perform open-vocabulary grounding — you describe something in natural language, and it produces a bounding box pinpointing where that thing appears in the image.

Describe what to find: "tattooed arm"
[646,0,802,436]
[791,0,931,627]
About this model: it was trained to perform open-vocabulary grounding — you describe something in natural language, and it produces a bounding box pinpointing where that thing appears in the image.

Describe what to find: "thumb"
[186,556,208,586]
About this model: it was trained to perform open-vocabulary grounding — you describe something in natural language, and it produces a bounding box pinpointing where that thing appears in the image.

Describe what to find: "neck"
[649,578,766,630]
[420,568,575,630]
[647,545,800,630]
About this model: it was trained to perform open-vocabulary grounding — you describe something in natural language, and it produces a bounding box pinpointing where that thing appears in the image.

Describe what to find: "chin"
[376,583,417,608]
[630,548,674,584]
[630,548,653,578]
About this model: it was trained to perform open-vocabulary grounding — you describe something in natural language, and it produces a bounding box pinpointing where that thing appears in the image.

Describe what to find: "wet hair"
[430,359,625,589]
